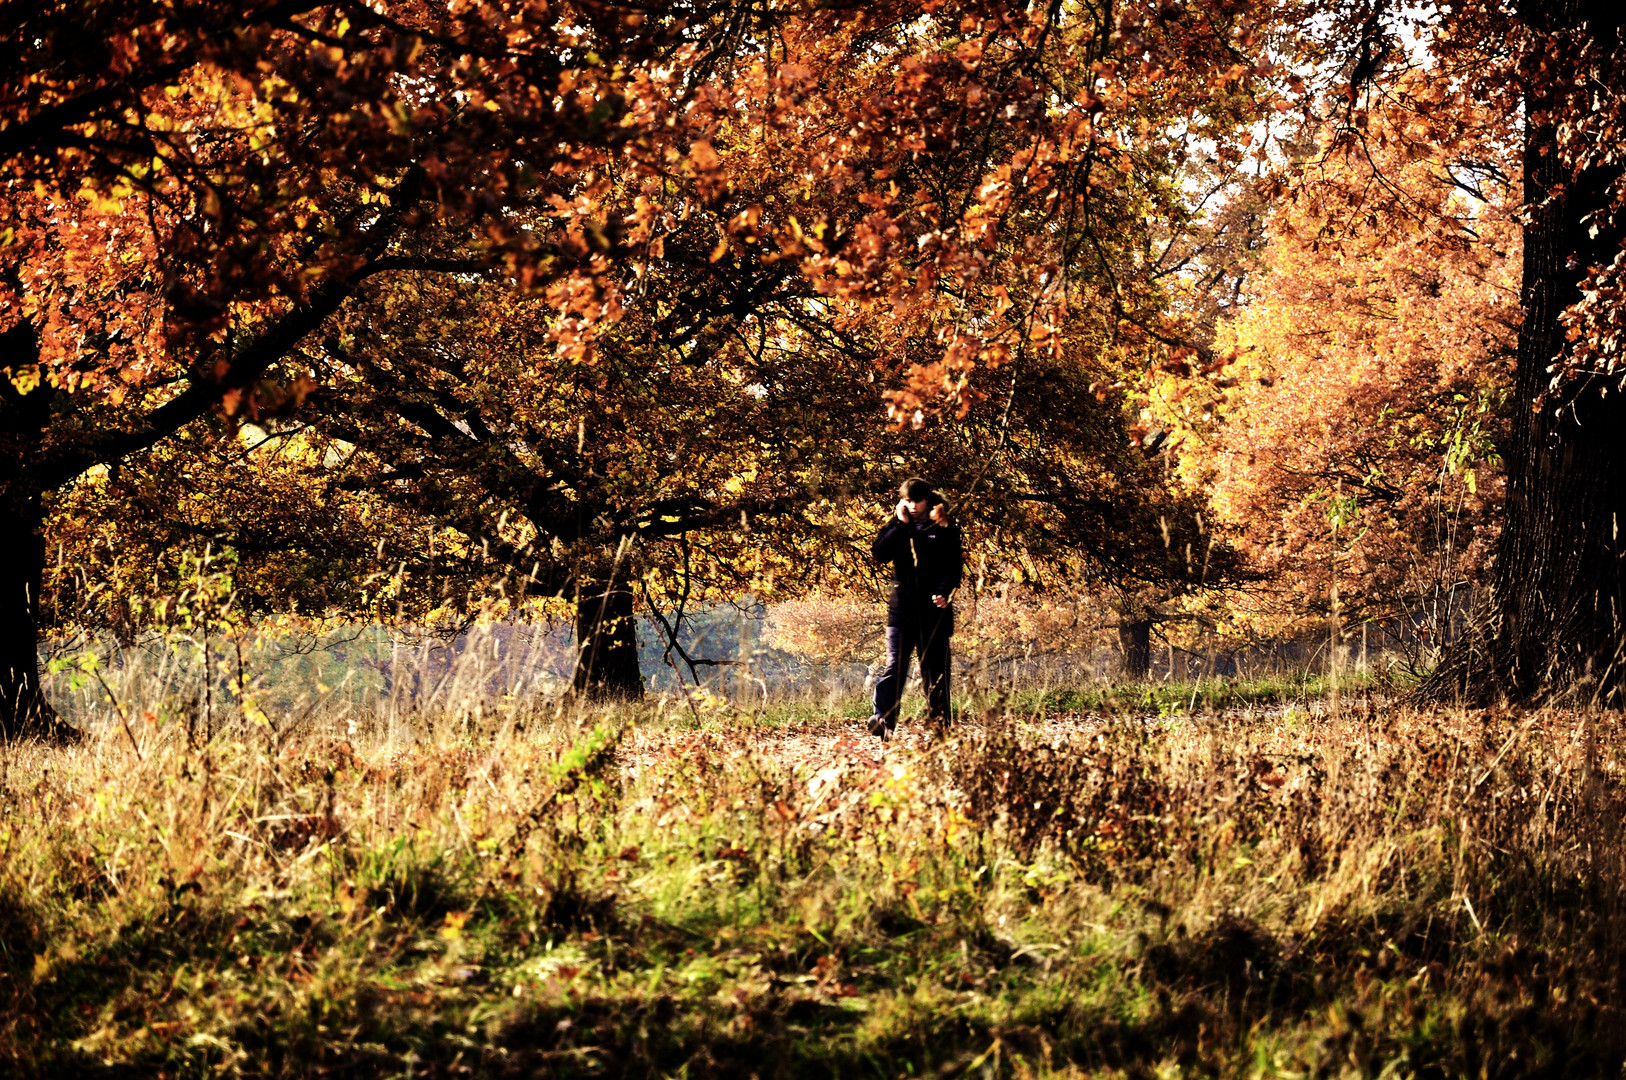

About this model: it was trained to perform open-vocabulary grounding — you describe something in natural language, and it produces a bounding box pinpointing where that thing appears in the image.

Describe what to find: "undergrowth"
[1,698,1623,1077]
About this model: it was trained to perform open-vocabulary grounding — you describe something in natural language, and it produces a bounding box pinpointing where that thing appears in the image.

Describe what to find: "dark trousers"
[872,607,953,727]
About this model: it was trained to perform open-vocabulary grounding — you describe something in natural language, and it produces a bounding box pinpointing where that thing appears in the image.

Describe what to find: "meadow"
[3,679,1621,1078]
[9,1,1626,1075]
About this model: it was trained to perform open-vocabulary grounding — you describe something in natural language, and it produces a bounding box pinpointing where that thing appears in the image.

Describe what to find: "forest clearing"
[7,0,1626,1075]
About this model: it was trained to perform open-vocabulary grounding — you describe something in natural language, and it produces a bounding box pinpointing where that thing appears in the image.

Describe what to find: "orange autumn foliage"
[1172,85,1520,634]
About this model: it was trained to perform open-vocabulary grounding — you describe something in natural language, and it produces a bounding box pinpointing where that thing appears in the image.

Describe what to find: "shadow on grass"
[368,917,1625,1078]
[11,910,1597,1079]
[6,900,1623,1078]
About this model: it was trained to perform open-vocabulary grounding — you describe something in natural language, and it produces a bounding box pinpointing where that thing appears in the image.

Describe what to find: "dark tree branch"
[30,171,423,492]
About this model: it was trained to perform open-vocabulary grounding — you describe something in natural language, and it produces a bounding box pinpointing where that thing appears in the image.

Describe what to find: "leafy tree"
[6,0,1282,725]
[1438,0,1626,701]
[1171,85,1518,644]
[1281,0,1626,701]
[0,0,764,735]
[289,0,1272,695]
[44,426,443,642]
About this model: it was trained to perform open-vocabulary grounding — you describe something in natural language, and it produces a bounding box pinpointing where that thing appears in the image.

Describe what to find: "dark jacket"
[873,516,964,625]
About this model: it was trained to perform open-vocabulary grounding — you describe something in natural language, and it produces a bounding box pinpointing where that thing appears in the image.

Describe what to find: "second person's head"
[900,476,937,522]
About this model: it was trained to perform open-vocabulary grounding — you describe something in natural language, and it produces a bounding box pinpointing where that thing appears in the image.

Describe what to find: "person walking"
[869,477,963,739]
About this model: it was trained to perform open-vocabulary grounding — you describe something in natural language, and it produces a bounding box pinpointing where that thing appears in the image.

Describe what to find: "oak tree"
[1289,0,1626,700]
[0,0,754,734]
[291,0,1273,695]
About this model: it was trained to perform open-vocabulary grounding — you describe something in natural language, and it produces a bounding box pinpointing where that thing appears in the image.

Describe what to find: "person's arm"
[933,524,964,601]
[873,518,910,563]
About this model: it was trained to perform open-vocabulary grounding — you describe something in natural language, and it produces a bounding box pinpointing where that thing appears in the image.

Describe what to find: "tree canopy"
[9,0,1626,731]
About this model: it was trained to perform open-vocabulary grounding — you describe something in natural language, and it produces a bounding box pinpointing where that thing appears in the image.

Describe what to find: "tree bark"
[572,579,644,699]
[1426,1,1626,703]
[0,320,72,741]
[0,490,60,739]
[1118,617,1153,680]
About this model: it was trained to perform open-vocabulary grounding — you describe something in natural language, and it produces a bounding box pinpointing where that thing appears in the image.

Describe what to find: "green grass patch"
[996,670,1380,718]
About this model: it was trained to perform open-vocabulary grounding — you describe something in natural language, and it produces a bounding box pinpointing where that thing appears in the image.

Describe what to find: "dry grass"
[2,695,1624,1077]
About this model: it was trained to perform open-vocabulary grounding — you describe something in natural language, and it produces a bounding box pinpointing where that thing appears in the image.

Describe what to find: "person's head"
[899,476,938,521]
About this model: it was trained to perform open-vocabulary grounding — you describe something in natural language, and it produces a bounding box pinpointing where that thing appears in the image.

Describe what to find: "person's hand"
[928,502,949,525]
[932,594,948,608]
[896,499,913,522]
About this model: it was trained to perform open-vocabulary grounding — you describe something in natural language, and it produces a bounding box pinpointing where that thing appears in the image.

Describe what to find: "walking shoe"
[866,714,888,739]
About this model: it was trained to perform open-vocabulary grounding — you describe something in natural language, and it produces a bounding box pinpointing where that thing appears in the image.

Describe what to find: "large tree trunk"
[0,319,72,741]
[1118,617,1152,680]
[1427,1,1626,703]
[0,491,59,739]
[572,579,644,699]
